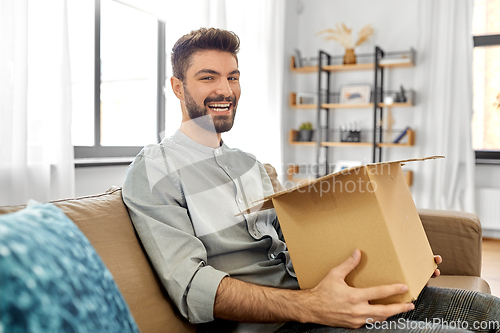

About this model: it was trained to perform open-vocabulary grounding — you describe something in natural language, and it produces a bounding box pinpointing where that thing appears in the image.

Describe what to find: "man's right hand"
[303,249,415,328]
[214,249,414,328]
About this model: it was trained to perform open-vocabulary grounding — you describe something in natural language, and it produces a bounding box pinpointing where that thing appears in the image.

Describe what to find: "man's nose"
[215,79,233,97]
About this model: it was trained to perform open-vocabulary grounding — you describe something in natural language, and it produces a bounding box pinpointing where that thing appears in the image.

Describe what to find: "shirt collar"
[169,129,227,155]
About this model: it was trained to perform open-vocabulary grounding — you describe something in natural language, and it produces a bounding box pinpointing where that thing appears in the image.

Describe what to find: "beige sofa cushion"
[0,188,195,333]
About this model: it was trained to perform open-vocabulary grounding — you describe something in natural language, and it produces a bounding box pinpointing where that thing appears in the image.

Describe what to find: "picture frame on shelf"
[333,160,363,173]
[339,84,371,104]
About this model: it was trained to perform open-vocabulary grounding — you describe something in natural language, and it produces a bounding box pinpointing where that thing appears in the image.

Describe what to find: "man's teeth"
[209,103,230,112]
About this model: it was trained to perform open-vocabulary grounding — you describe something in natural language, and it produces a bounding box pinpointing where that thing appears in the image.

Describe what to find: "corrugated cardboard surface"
[365,163,437,303]
[244,156,444,215]
[262,157,442,304]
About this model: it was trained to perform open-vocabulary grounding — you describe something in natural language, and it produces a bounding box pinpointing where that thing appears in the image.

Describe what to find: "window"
[472,0,500,162]
[68,0,165,160]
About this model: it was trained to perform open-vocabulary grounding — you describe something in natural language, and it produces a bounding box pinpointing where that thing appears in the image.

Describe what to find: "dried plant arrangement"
[317,23,375,64]
[317,23,374,49]
[355,24,375,47]
[317,23,353,49]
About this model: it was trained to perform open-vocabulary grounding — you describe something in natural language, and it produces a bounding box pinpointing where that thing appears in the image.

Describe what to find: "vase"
[343,48,357,65]
[298,130,313,142]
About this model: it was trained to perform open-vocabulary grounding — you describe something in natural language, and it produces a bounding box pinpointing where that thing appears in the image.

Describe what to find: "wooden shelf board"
[320,103,413,109]
[379,62,414,69]
[291,65,318,73]
[291,103,317,109]
[379,102,413,108]
[291,62,413,73]
[290,141,316,146]
[377,142,413,147]
[292,63,375,73]
[290,57,317,73]
[290,54,414,74]
[325,103,413,109]
[323,63,374,72]
[322,103,372,109]
[321,142,372,147]
[291,141,415,147]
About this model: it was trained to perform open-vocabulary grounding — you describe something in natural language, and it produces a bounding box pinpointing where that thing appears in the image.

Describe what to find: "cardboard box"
[243,156,443,304]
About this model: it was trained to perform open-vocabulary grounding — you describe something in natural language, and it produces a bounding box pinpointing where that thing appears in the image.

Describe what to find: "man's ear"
[171,76,184,101]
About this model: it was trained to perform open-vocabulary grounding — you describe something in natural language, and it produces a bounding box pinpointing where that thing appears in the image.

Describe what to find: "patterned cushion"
[0,202,140,333]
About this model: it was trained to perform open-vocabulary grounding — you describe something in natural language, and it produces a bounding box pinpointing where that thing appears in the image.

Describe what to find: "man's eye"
[201,77,213,80]
[228,77,239,81]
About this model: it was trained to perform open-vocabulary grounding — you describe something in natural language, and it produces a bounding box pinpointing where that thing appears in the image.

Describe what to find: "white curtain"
[412,0,475,213]
[222,1,285,173]
[0,0,75,206]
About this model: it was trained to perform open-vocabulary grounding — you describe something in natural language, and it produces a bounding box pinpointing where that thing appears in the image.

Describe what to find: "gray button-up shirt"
[122,130,298,331]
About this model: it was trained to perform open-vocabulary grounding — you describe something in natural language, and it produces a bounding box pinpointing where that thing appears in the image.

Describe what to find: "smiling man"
[172,46,240,143]
[122,28,500,333]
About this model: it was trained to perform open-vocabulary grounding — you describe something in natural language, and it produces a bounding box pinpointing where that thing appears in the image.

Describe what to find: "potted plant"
[298,121,314,142]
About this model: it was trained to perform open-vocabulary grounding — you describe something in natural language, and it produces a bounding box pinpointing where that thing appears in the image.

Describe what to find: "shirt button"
[270,254,276,259]
[238,198,242,203]
[224,166,228,170]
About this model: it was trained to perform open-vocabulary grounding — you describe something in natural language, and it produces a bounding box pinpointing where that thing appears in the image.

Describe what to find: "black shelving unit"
[373,46,385,163]
[316,50,331,178]
[310,46,415,177]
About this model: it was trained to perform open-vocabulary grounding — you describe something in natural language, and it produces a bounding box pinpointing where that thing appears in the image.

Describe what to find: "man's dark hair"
[171,28,240,82]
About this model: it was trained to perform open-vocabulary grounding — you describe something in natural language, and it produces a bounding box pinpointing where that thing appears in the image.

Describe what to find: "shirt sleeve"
[122,153,228,324]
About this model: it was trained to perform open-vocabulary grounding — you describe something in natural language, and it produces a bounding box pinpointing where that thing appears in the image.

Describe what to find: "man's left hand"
[431,255,442,278]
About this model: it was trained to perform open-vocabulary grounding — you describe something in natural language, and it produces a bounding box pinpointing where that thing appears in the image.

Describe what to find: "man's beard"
[184,87,237,133]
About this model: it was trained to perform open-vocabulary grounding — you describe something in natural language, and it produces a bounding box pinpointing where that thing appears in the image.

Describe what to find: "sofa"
[0,167,491,333]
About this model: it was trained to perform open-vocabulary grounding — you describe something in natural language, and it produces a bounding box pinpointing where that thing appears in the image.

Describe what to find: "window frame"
[74,0,165,161]
[473,33,500,164]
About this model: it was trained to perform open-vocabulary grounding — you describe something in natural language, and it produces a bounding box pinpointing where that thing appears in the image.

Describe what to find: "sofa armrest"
[418,209,482,277]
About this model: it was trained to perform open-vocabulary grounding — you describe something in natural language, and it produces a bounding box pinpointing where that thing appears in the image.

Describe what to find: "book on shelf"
[393,127,410,143]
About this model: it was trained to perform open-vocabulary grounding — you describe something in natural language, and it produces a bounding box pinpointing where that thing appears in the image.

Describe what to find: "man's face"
[182,50,241,133]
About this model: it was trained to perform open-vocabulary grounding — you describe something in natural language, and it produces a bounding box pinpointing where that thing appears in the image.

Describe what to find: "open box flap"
[236,155,444,216]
